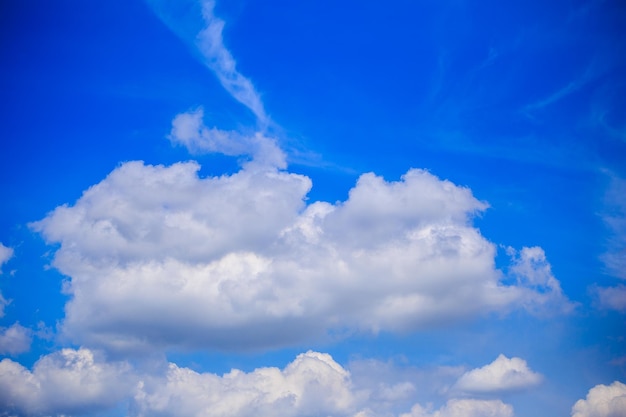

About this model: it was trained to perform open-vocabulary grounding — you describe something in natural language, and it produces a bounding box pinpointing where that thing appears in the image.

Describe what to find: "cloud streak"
[196,0,267,124]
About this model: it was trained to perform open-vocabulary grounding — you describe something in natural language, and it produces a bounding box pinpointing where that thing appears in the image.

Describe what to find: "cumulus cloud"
[400,399,514,417]
[0,348,519,417]
[571,381,626,417]
[169,107,285,168]
[507,246,572,314]
[0,323,32,355]
[453,354,542,394]
[133,351,360,417]
[0,348,134,416]
[31,156,570,352]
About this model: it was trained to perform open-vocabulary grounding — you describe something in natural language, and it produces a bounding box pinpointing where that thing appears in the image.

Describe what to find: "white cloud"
[400,399,514,417]
[453,354,542,394]
[169,107,286,168]
[0,323,32,355]
[571,381,626,417]
[507,246,572,314]
[31,157,570,352]
[196,0,267,124]
[0,348,520,417]
[594,174,626,312]
[0,242,12,269]
[0,348,134,416]
[601,174,626,280]
[133,351,361,417]
[594,285,626,312]
[0,242,13,318]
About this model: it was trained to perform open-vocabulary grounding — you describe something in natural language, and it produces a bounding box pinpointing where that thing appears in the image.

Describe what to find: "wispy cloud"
[146,0,268,125]
[169,107,285,169]
[196,0,267,124]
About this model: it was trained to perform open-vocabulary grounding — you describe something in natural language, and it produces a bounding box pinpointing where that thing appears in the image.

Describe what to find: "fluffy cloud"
[506,246,572,314]
[0,323,32,355]
[0,348,134,416]
[133,351,361,417]
[0,348,519,417]
[571,381,626,417]
[31,154,570,352]
[453,354,542,394]
[401,399,514,417]
[169,107,285,168]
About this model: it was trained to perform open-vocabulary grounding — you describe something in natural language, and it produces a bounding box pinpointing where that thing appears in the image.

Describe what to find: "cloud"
[0,242,12,269]
[196,0,267,123]
[593,173,626,312]
[571,381,626,417]
[400,399,514,417]
[594,285,626,312]
[0,348,134,416]
[31,156,570,352]
[169,107,286,168]
[0,348,518,417]
[0,242,14,318]
[453,354,542,394]
[507,246,573,314]
[134,351,360,417]
[600,174,626,280]
[0,323,32,355]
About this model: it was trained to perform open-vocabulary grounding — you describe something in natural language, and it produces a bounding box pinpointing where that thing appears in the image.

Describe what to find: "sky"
[0,0,625,416]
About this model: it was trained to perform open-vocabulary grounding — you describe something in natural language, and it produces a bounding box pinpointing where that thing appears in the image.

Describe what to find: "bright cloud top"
[453,354,542,394]
[0,348,520,417]
[571,381,626,417]
[32,127,570,352]
[135,351,358,417]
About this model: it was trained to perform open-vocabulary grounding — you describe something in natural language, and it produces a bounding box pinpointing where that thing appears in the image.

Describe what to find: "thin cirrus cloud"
[592,173,626,311]
[31,124,572,352]
[147,0,268,125]
[453,354,542,394]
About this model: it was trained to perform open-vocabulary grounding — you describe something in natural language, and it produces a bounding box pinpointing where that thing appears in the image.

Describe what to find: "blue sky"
[0,0,625,416]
